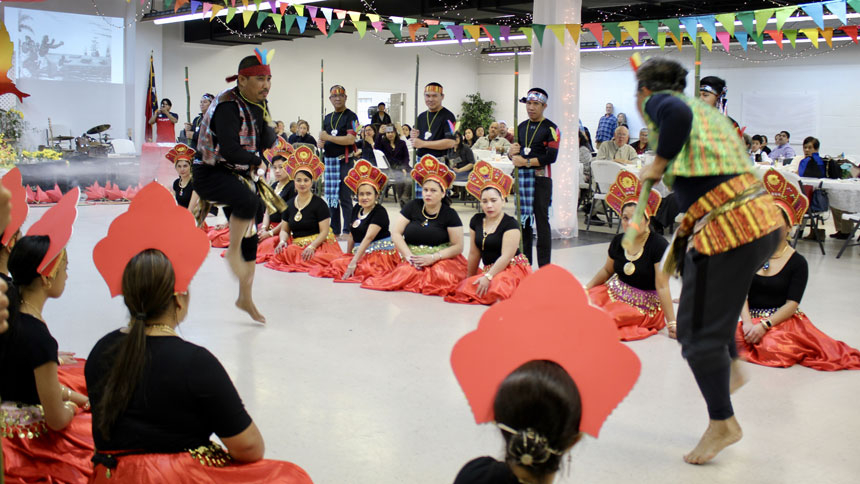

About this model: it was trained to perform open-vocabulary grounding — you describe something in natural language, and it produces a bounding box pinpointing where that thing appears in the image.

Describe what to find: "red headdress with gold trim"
[264,136,295,165]
[25,187,80,276]
[466,161,514,200]
[165,143,195,164]
[283,145,325,182]
[605,171,661,218]
[411,155,455,191]
[762,169,808,226]
[345,160,388,194]
[1,167,29,247]
[451,265,641,438]
[93,183,209,297]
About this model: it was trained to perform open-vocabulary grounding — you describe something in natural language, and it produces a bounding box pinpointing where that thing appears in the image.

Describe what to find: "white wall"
[477,59,531,129]
[159,25,480,138]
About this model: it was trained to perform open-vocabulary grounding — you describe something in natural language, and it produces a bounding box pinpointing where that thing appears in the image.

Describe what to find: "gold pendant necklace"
[623,247,644,275]
[353,206,370,228]
[481,216,502,251]
[421,205,439,227]
[294,195,312,222]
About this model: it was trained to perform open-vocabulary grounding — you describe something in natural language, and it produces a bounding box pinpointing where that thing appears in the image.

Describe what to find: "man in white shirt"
[473,122,511,153]
[596,126,638,164]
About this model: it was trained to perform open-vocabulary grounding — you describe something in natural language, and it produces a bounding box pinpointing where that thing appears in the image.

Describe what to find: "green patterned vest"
[640,90,750,187]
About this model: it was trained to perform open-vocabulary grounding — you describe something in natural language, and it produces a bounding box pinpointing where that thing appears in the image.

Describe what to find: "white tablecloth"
[800,177,860,213]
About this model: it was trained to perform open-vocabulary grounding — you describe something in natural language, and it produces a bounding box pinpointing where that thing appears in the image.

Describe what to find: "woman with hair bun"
[85,183,312,483]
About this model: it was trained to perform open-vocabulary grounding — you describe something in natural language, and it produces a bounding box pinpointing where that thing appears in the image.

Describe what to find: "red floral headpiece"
[762,169,808,226]
[165,143,195,164]
[466,161,513,199]
[412,155,455,191]
[605,171,661,218]
[93,183,210,297]
[451,265,641,438]
[283,145,325,182]
[25,187,80,276]
[345,159,388,194]
[1,167,29,247]
[264,136,294,165]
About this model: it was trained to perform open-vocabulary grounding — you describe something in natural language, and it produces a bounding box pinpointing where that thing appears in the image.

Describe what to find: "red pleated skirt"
[89,453,313,484]
[736,313,860,370]
[264,238,343,273]
[255,236,280,264]
[309,250,401,283]
[2,412,94,484]
[57,358,88,396]
[445,256,532,305]
[587,276,666,341]
[361,255,468,297]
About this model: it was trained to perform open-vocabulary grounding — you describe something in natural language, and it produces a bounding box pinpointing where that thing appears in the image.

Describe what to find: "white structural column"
[531,0,581,238]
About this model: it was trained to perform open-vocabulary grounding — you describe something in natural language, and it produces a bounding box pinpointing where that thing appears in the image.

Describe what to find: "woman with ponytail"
[0,188,94,483]
[85,183,312,483]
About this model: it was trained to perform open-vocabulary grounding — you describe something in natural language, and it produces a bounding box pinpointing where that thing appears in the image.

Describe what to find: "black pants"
[522,176,552,267]
[677,230,781,420]
[192,164,258,219]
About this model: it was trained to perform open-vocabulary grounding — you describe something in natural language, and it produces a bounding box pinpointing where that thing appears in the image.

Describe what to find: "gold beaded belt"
[605,275,661,317]
[1,402,47,440]
[407,243,450,256]
[291,229,337,247]
[361,238,396,255]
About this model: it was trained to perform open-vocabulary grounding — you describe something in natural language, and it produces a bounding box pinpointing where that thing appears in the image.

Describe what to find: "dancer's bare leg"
[224,215,252,283]
[729,359,748,394]
[684,416,743,465]
[236,261,265,323]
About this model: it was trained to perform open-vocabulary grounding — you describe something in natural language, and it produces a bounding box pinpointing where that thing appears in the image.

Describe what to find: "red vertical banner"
[144,54,157,142]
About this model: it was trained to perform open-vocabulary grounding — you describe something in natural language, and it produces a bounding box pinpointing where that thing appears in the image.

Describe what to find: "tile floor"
[33,201,860,484]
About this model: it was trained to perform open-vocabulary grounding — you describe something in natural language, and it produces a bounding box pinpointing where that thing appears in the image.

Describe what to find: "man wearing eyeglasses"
[318,85,359,236]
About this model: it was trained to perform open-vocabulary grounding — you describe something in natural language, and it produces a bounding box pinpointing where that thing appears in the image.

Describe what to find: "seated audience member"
[473,122,511,153]
[596,126,638,164]
[616,112,628,128]
[86,185,312,483]
[274,120,286,137]
[401,124,413,151]
[579,131,593,185]
[463,128,475,148]
[473,126,487,148]
[355,124,378,166]
[750,135,771,164]
[760,134,771,155]
[379,124,411,207]
[448,132,477,182]
[289,121,297,136]
[630,128,650,154]
[498,120,514,143]
[770,131,796,164]
[287,119,317,147]
[798,136,825,178]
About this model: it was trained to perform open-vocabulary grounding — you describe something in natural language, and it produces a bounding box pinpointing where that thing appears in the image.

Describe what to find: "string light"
[91,0,154,29]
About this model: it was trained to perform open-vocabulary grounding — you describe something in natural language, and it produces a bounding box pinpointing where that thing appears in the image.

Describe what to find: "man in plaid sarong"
[510,88,560,267]
[318,85,358,235]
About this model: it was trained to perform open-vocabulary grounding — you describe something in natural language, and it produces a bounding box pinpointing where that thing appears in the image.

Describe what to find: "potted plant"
[459,93,495,134]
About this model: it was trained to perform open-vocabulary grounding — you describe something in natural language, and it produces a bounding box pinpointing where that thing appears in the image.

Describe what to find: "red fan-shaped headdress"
[25,187,80,276]
[344,159,388,194]
[412,155,455,191]
[264,136,295,165]
[451,265,641,438]
[165,143,196,164]
[283,145,325,182]
[466,161,514,199]
[93,183,209,297]
[1,167,29,247]
[605,171,661,218]
[762,169,808,226]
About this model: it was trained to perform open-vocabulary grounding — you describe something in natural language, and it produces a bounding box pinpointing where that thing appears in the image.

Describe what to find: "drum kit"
[49,121,114,158]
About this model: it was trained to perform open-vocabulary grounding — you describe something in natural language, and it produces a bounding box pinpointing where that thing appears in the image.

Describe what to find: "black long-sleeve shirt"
[210,100,276,170]
[379,138,410,169]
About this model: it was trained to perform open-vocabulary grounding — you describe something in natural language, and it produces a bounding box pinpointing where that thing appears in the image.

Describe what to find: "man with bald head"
[596,126,638,164]
[472,121,511,153]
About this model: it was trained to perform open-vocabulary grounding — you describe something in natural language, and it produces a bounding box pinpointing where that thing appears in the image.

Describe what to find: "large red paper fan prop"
[451,264,641,438]
[25,187,79,275]
[93,182,209,297]
[1,167,29,246]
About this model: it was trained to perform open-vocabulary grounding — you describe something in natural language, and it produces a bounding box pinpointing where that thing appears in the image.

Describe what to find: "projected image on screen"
[4,7,124,84]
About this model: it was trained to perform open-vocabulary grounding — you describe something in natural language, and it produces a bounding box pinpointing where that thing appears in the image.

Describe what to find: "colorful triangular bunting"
[825,0,848,24]
[754,8,775,34]
[698,15,717,39]
[765,29,784,49]
[775,6,798,31]
[801,27,819,48]
[387,22,403,40]
[784,29,798,47]
[736,31,749,50]
[717,31,731,51]
[801,3,825,29]
[532,24,546,46]
[821,27,834,47]
[662,18,681,39]
[619,21,639,44]
[715,13,736,36]
[566,24,581,43]
[679,17,698,41]
[700,32,713,51]
[355,21,368,38]
[548,24,566,44]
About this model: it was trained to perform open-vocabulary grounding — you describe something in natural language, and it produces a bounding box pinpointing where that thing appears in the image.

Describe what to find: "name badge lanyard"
[425,110,441,140]
[523,119,544,156]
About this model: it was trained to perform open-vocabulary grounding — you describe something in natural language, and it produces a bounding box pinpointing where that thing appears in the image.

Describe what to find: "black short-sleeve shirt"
[269,180,296,226]
[285,195,331,238]
[453,457,518,484]
[516,118,560,167]
[323,108,359,158]
[172,178,194,208]
[350,203,390,242]
[607,231,669,290]
[748,251,808,309]
[85,330,252,452]
[470,213,521,266]
[400,199,462,246]
[415,107,457,159]
[0,313,59,405]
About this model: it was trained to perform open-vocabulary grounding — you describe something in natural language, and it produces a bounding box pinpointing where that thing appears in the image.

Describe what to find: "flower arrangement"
[0,135,18,168]
[21,148,63,161]
[0,109,26,145]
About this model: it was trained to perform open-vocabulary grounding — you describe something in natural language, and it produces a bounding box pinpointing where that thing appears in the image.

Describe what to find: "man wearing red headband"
[191,52,278,323]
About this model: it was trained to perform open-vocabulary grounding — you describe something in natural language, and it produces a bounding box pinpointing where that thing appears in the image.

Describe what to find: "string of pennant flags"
[157,0,860,52]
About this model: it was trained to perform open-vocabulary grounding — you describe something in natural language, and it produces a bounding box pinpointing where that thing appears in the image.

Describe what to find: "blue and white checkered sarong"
[323,156,341,208]
[518,168,535,227]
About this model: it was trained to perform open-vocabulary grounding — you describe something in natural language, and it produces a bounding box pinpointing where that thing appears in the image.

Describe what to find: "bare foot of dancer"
[729,359,748,394]
[684,416,743,465]
[236,296,266,323]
